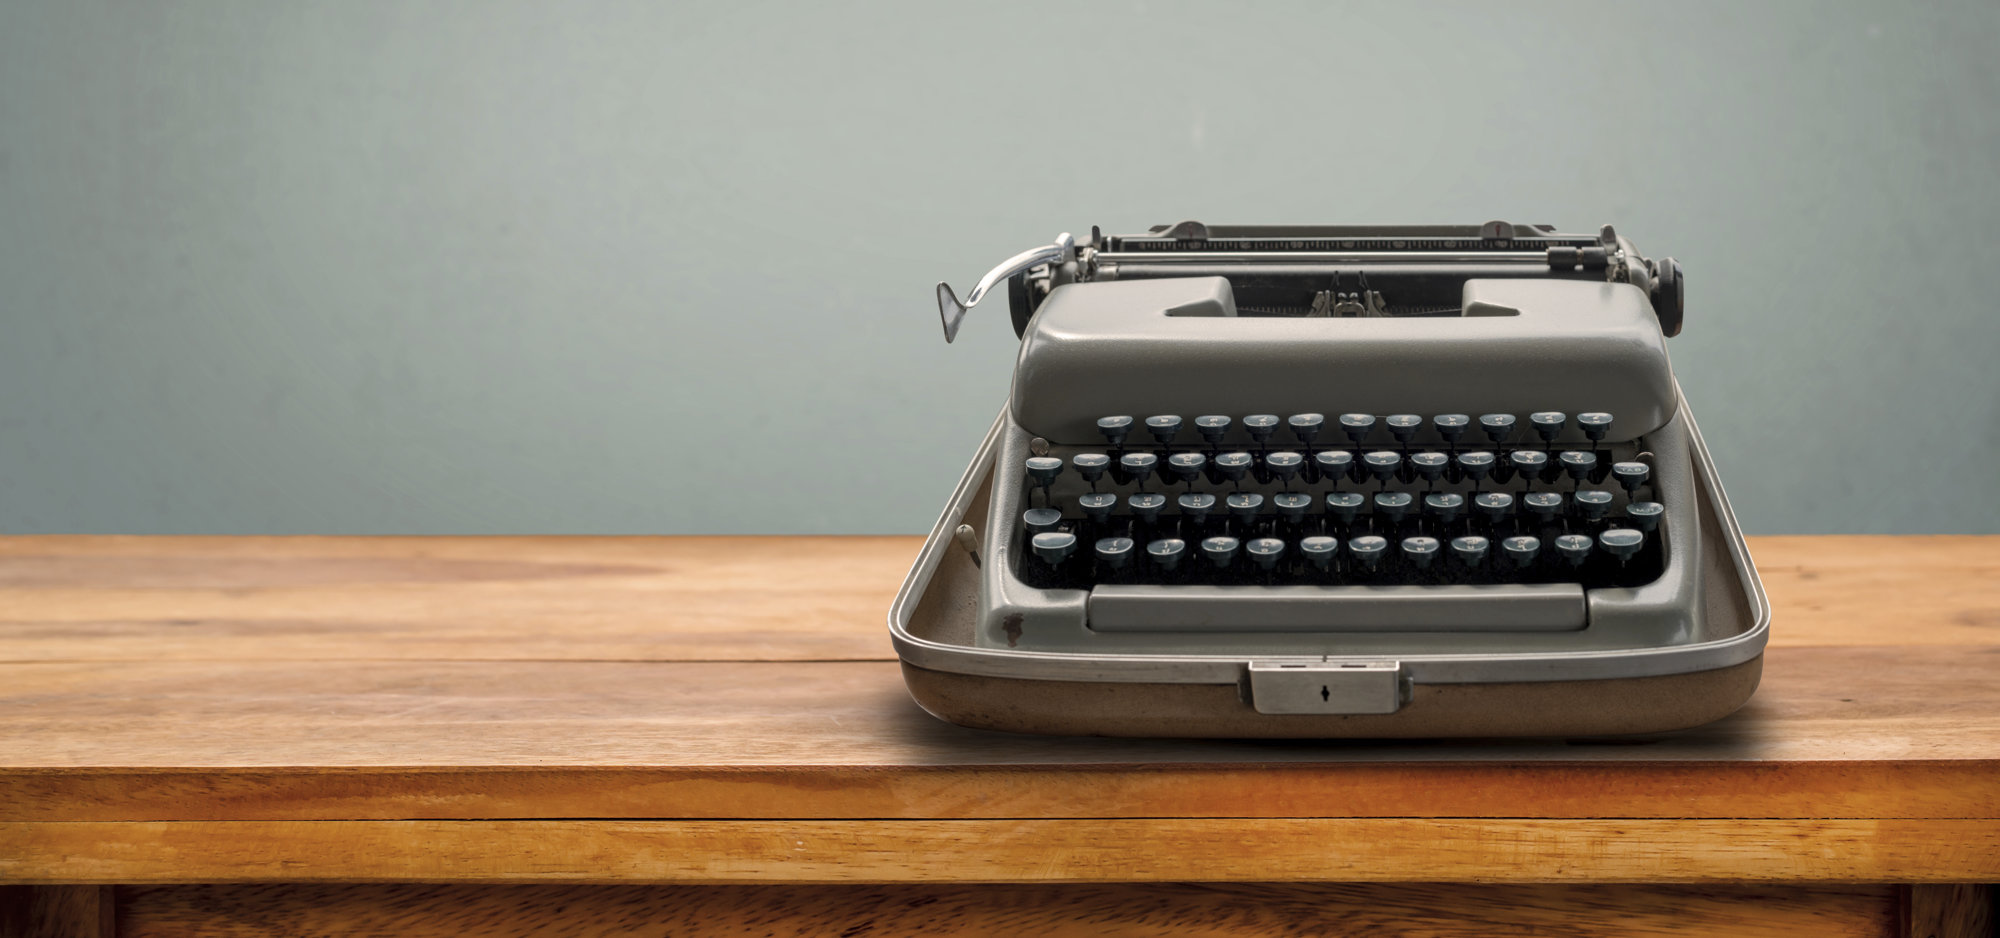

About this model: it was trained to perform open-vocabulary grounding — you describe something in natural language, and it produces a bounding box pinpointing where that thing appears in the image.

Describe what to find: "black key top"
[1288,413,1325,447]
[1401,536,1440,570]
[1626,501,1664,532]
[1128,493,1166,525]
[1364,450,1402,485]
[1573,489,1614,522]
[1508,449,1549,483]
[1373,491,1413,526]
[1423,492,1465,527]
[1300,536,1340,570]
[1502,535,1542,568]
[1339,413,1376,447]
[1148,537,1188,572]
[1097,416,1134,447]
[1214,451,1254,485]
[1144,415,1183,445]
[1193,415,1231,446]
[1411,451,1449,483]
[1385,414,1423,445]
[1474,491,1515,526]
[1434,413,1471,447]
[1031,531,1077,567]
[1246,537,1286,571]
[1078,492,1118,524]
[1479,413,1516,444]
[1072,453,1111,486]
[1120,452,1158,487]
[1325,492,1366,526]
[1451,535,1490,569]
[1457,451,1496,484]
[1265,451,1305,485]
[1599,528,1644,564]
[1200,536,1240,569]
[1315,450,1356,483]
[1178,492,1217,525]
[1611,461,1650,494]
[1226,492,1266,526]
[1273,492,1312,524]
[1523,491,1564,525]
[1530,411,1567,445]
[1095,536,1135,572]
[1244,414,1280,445]
[1025,456,1063,489]
[1559,450,1597,483]
[1167,451,1207,486]
[1348,535,1388,571]
[1023,508,1063,535]
[1555,533,1593,567]
[1577,412,1613,443]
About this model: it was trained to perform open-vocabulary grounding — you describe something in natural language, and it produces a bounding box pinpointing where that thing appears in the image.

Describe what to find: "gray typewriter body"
[891,222,1768,737]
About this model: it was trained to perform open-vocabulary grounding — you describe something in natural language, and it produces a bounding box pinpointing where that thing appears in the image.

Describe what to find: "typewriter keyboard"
[1013,412,1666,590]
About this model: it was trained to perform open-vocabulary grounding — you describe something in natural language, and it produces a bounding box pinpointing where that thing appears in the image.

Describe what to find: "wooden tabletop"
[1,535,1996,886]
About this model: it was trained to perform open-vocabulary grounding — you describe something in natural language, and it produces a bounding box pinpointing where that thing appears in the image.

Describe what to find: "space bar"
[1087,583,1587,632]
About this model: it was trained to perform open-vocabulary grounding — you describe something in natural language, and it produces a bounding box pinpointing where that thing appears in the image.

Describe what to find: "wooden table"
[0,535,1994,937]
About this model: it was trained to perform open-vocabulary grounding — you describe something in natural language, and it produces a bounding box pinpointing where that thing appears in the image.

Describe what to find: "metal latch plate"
[1248,661,1403,715]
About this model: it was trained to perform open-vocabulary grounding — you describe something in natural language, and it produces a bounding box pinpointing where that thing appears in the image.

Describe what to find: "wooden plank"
[0,536,1992,665]
[6,818,1999,885]
[0,886,113,938]
[1903,884,1996,938]
[114,882,1904,938]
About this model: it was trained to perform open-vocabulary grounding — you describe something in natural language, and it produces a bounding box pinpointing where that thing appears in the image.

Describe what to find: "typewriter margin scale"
[889,222,1769,738]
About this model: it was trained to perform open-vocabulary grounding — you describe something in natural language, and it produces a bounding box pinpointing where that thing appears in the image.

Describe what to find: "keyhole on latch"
[1320,686,1331,702]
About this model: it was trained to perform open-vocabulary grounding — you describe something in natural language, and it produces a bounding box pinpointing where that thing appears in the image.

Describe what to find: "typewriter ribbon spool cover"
[890,222,1766,737]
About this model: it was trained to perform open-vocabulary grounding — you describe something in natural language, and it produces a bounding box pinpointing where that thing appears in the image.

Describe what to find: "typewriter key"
[1573,489,1614,522]
[1423,492,1465,527]
[1626,500,1664,532]
[1411,451,1449,484]
[1144,415,1183,445]
[1265,451,1304,485]
[1456,451,1496,485]
[1119,451,1158,488]
[1287,413,1325,446]
[1024,456,1063,489]
[1193,415,1231,446]
[1177,492,1217,525]
[1611,461,1650,494]
[1246,537,1287,571]
[1094,537,1135,571]
[1502,535,1543,568]
[1127,493,1166,526]
[1364,451,1402,485]
[1373,491,1414,526]
[1339,413,1377,446]
[1479,413,1517,444]
[1401,536,1441,570]
[1348,535,1389,571]
[1577,412,1613,442]
[1386,414,1423,445]
[1200,536,1241,569]
[1300,535,1340,570]
[1226,492,1266,526]
[1450,535,1490,568]
[1599,528,1644,564]
[1273,492,1312,524]
[1530,411,1567,445]
[1324,492,1366,526]
[1022,508,1062,536]
[1147,537,1188,571]
[1071,453,1111,487]
[1078,492,1118,524]
[1244,414,1280,445]
[1474,491,1515,526]
[1314,450,1356,484]
[1559,450,1598,483]
[1523,491,1564,524]
[1097,415,1134,447]
[1508,449,1549,484]
[1030,531,1077,567]
[1434,413,1471,447]
[1555,533,1593,567]
[1166,451,1207,486]
[1214,451,1254,485]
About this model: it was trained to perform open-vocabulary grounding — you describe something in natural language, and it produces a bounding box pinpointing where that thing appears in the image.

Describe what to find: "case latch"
[1247,661,1403,715]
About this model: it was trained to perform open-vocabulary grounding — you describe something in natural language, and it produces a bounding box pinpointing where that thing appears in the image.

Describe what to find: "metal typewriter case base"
[888,397,1770,738]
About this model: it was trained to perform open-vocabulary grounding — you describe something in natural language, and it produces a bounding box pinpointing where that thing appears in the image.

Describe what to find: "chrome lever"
[935,232,1074,343]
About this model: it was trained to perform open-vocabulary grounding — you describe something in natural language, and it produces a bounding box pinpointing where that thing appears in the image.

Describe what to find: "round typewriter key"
[1315,449,1357,483]
[1127,492,1166,525]
[1555,533,1593,567]
[1096,415,1134,447]
[1474,491,1515,525]
[1385,414,1423,445]
[1339,413,1377,446]
[1523,491,1564,524]
[1401,536,1441,570]
[1502,535,1542,568]
[1273,492,1312,523]
[1024,456,1063,488]
[1071,453,1111,486]
[1530,411,1568,444]
[1599,527,1644,563]
[1022,508,1063,536]
[1432,413,1471,447]
[1243,414,1280,444]
[1030,531,1078,566]
[1559,450,1598,482]
[1077,492,1118,524]
[1573,489,1614,522]
[1265,451,1304,485]
[1456,450,1496,484]
[1200,536,1241,569]
[1577,412,1613,442]
[1348,535,1389,570]
[1364,450,1402,485]
[1287,413,1325,446]
[1246,537,1287,571]
[1373,491,1414,526]
[1423,492,1465,526]
[1300,536,1340,570]
[1119,451,1158,487]
[1611,461,1650,494]
[1177,492,1217,525]
[1193,415,1232,445]
[1450,535,1490,568]
[1147,537,1188,571]
[1214,451,1254,485]
[1508,449,1550,484]
[1144,415,1183,445]
[1226,492,1266,525]
[1094,536,1135,571]
[1324,491,1366,525]
[1626,500,1664,532]
[1479,413,1517,444]
[1166,451,1206,485]
[1411,451,1449,483]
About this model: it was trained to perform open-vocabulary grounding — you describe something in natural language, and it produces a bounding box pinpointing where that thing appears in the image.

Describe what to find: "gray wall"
[1,1,1995,535]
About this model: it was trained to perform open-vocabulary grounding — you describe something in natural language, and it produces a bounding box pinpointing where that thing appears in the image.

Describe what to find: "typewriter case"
[890,226,1769,737]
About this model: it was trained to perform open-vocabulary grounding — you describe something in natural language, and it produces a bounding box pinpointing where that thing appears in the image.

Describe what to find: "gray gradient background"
[1,1,1995,535]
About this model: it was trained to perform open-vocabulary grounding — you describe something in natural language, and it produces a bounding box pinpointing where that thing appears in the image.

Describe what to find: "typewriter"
[889,221,1768,737]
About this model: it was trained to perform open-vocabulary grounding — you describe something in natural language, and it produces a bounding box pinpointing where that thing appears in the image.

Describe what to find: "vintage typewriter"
[889,222,1768,737]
